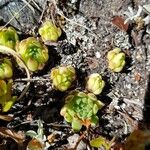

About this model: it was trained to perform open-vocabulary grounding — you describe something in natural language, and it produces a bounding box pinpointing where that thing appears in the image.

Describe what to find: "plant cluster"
[0,3,148,150]
[0,21,61,111]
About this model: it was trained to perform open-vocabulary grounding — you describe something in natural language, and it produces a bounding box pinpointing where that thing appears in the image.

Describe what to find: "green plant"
[0,27,19,49]
[60,91,104,131]
[16,37,49,72]
[107,48,125,72]
[86,73,105,95]
[0,58,13,79]
[90,136,111,149]
[0,79,17,112]
[50,66,76,91]
[38,20,62,42]
[26,120,50,150]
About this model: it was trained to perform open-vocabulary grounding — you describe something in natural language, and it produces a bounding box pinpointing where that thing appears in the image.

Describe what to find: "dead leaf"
[0,114,13,121]
[0,127,25,144]
[47,133,56,143]
[112,16,129,31]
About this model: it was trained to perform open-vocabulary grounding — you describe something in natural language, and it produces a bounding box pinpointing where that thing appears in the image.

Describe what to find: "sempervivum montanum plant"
[107,48,126,72]
[0,58,13,79]
[86,73,105,95]
[38,20,62,42]
[60,91,104,131]
[0,27,19,49]
[50,66,76,91]
[0,79,17,112]
[16,37,49,72]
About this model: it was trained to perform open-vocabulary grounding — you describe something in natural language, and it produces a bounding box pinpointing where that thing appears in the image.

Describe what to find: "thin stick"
[15,78,49,82]
[39,0,47,23]
[31,0,42,11]
[0,45,31,100]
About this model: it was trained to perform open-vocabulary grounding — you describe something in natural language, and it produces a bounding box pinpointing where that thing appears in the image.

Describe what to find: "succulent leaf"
[90,136,110,149]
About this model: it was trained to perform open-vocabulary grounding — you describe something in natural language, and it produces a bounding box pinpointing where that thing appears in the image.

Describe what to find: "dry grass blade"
[0,127,25,143]
[0,114,13,121]
[0,45,31,101]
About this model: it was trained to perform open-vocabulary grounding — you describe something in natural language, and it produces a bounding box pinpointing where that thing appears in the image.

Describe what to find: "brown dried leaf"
[0,127,25,144]
[0,114,13,121]
[112,16,129,31]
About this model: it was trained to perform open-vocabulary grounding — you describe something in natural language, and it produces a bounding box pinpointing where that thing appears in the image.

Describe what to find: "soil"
[0,0,150,150]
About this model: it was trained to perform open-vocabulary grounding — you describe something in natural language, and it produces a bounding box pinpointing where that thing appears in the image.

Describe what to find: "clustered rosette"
[16,37,49,71]
[50,66,76,91]
[0,27,19,49]
[107,48,126,72]
[60,91,104,131]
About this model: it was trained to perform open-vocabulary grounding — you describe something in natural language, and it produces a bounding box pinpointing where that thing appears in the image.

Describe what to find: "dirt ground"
[0,0,150,150]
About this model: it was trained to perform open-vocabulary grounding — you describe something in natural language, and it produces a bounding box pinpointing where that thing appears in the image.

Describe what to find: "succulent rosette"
[0,79,17,112]
[60,91,104,131]
[16,37,49,71]
[0,58,13,79]
[38,20,62,42]
[0,27,19,49]
[86,73,105,95]
[107,48,126,72]
[50,66,76,91]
